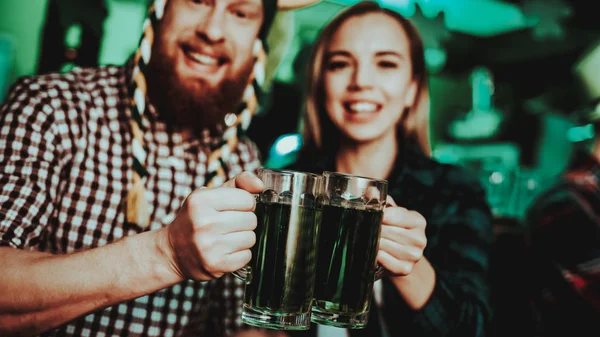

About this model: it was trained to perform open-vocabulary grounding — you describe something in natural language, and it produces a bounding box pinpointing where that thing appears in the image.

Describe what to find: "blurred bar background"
[2,1,600,335]
[1,0,599,240]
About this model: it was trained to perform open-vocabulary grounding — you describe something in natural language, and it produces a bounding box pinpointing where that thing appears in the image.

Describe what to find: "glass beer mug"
[234,168,322,330]
[311,171,388,329]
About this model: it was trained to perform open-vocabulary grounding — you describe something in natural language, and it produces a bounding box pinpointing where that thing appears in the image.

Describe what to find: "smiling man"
[0,0,317,336]
[147,0,266,136]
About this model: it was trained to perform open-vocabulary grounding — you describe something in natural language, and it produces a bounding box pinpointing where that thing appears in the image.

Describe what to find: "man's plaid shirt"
[0,64,261,336]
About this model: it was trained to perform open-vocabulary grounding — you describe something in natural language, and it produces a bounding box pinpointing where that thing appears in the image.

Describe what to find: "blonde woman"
[289,2,494,336]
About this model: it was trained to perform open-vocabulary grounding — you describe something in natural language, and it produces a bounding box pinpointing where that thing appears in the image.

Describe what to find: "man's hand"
[164,171,264,281]
[377,196,427,276]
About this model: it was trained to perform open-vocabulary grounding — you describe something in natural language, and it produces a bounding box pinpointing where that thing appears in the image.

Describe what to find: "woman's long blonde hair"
[302,1,431,157]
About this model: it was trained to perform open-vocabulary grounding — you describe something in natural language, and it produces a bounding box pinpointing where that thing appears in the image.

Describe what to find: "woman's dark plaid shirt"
[0,65,261,336]
[289,143,495,337]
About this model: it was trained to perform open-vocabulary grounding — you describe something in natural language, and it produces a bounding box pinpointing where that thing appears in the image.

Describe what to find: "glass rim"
[322,171,388,185]
[257,168,321,179]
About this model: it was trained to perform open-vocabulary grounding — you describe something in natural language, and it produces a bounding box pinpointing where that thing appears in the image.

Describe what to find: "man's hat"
[279,0,321,9]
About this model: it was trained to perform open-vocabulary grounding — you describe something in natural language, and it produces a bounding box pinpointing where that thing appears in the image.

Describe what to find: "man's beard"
[145,44,253,137]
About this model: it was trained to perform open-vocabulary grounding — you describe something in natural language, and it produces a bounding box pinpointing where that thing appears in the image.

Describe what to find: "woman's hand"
[377,196,427,276]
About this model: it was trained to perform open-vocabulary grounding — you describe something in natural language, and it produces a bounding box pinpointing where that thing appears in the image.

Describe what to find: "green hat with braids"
[126,0,320,228]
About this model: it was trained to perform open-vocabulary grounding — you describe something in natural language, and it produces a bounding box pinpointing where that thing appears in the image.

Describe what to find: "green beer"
[244,200,320,321]
[313,204,383,326]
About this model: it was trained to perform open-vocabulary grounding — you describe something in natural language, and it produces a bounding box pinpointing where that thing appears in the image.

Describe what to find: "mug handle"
[373,199,395,280]
[232,266,251,283]
[232,192,260,283]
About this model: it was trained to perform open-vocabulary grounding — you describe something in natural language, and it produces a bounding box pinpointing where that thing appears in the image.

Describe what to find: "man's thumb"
[223,171,265,193]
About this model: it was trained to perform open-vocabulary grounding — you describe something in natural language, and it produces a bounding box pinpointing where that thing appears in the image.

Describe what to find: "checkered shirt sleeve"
[0,76,67,249]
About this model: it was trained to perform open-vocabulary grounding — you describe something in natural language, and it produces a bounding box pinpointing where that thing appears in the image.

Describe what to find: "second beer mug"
[311,171,388,329]
[234,168,321,330]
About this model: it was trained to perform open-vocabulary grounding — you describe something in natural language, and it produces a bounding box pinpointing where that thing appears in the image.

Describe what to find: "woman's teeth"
[347,102,379,113]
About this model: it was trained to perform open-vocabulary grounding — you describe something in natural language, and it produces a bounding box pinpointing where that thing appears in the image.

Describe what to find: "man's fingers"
[207,211,257,233]
[222,250,253,271]
[218,231,257,253]
[188,187,256,212]
[223,171,265,194]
